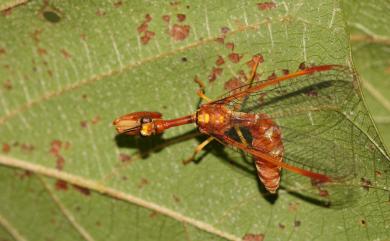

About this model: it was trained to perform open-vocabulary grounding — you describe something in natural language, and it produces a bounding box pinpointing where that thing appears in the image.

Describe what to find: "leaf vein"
[0,154,242,241]
[38,176,96,241]
[0,19,267,127]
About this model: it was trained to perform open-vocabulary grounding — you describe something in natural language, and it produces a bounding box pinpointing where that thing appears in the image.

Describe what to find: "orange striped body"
[196,105,285,193]
[250,114,284,193]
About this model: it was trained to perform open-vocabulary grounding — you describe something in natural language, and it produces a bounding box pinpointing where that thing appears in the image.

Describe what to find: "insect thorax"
[196,104,232,135]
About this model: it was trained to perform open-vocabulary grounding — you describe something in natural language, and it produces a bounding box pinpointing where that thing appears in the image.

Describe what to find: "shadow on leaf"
[113,128,336,207]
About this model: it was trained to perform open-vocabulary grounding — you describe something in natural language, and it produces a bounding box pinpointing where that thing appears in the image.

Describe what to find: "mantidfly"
[113,55,344,194]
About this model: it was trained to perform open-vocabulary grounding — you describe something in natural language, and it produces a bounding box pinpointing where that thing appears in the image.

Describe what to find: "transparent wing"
[210,123,358,207]
[219,65,353,120]
[209,66,390,207]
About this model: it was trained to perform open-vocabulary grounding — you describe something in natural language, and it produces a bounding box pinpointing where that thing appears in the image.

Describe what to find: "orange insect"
[113,56,346,194]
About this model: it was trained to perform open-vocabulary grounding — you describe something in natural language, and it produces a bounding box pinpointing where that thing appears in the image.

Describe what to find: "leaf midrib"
[0,154,242,241]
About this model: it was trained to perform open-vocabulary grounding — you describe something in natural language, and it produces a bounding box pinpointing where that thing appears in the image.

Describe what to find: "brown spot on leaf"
[319,189,329,197]
[294,220,301,227]
[80,120,88,128]
[288,202,300,212]
[145,13,152,22]
[37,48,47,56]
[181,57,187,62]
[360,177,372,190]
[177,13,186,22]
[80,33,87,41]
[137,14,154,44]
[50,140,69,170]
[224,77,244,91]
[21,143,35,153]
[170,24,190,41]
[225,42,234,50]
[312,178,324,187]
[96,9,106,16]
[119,153,131,163]
[282,69,290,75]
[208,67,223,82]
[72,184,91,196]
[149,210,158,218]
[113,1,123,7]
[215,55,225,66]
[247,54,264,68]
[162,15,170,23]
[137,22,148,33]
[359,218,367,227]
[311,178,330,197]
[298,62,306,70]
[257,2,276,10]
[2,143,10,153]
[138,178,149,188]
[243,233,265,241]
[63,141,70,150]
[172,194,181,203]
[267,72,277,80]
[24,170,33,177]
[60,49,71,59]
[257,93,267,104]
[238,70,249,80]
[91,116,101,124]
[375,170,382,177]
[215,37,224,44]
[221,26,230,34]
[141,31,155,45]
[31,29,43,43]
[228,53,242,63]
[3,80,12,90]
[0,48,5,56]
[56,156,65,170]
[55,179,68,191]
[278,223,285,229]
[17,170,33,179]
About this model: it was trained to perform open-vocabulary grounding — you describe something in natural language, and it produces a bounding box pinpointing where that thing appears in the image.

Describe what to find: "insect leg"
[233,125,249,146]
[220,65,341,105]
[182,136,214,165]
[246,54,262,87]
[231,55,262,139]
[194,76,212,103]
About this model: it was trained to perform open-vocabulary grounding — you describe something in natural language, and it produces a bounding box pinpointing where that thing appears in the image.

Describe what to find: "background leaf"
[343,0,390,151]
[0,1,389,241]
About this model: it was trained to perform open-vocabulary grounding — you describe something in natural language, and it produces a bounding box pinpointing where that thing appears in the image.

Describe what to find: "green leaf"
[343,0,390,151]
[0,1,389,241]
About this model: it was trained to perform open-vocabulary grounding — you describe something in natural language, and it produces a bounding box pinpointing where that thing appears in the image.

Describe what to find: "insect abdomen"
[250,115,284,193]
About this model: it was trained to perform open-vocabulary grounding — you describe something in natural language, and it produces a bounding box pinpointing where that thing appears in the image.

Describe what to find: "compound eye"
[141,117,152,124]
